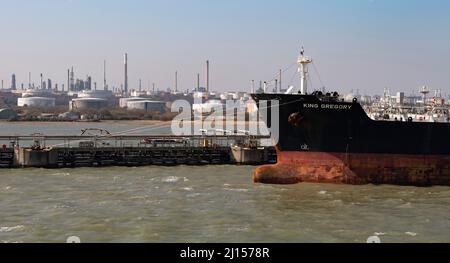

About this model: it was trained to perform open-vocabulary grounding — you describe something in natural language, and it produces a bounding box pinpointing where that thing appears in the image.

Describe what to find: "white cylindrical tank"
[77,90,114,99]
[21,89,53,98]
[70,98,109,110]
[18,97,56,108]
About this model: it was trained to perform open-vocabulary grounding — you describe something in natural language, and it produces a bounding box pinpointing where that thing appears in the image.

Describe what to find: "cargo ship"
[251,48,450,186]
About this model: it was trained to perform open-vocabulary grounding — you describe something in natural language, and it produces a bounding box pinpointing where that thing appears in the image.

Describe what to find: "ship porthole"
[353,97,358,103]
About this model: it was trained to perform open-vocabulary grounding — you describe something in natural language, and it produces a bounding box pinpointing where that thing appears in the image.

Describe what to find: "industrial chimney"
[103,60,107,91]
[124,53,128,95]
[175,71,178,92]
[206,60,210,93]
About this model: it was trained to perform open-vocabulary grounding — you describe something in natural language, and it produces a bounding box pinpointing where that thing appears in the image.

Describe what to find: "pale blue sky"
[0,0,449,95]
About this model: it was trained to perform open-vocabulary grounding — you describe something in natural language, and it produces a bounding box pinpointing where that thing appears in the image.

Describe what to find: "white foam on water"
[318,191,328,195]
[52,172,70,176]
[405,232,418,237]
[162,176,180,183]
[374,232,386,236]
[183,187,194,191]
[0,225,25,233]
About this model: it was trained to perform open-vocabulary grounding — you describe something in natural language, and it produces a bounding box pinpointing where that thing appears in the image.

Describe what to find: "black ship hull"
[251,94,450,186]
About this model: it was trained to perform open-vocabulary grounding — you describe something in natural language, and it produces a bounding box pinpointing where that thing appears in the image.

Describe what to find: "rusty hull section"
[253,151,450,186]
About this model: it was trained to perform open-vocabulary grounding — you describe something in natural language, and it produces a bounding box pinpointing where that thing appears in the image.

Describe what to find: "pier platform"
[0,134,276,168]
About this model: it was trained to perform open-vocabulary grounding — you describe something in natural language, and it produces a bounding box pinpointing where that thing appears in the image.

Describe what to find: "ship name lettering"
[303,103,319,109]
[303,103,352,110]
[321,104,353,110]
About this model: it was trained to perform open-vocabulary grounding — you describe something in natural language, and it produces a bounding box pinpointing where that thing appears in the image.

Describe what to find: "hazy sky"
[0,0,449,95]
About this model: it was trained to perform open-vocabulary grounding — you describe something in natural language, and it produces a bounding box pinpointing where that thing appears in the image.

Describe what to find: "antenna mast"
[297,46,312,95]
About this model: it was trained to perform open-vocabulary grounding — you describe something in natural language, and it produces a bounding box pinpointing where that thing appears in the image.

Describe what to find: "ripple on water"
[397,202,413,209]
[224,188,249,193]
[186,193,202,198]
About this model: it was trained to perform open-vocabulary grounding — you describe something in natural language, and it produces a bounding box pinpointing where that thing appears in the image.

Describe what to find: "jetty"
[0,131,276,168]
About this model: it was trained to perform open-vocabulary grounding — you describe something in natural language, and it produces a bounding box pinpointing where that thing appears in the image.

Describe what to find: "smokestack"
[139,79,142,92]
[175,71,178,92]
[67,69,70,92]
[103,60,107,91]
[70,67,74,91]
[124,53,128,95]
[279,69,282,93]
[11,74,16,90]
[251,80,255,93]
[40,73,43,90]
[206,60,210,93]
[28,72,31,89]
[197,73,200,90]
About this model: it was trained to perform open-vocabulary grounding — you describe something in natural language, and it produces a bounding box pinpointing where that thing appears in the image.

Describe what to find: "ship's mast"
[297,47,312,95]
[420,86,430,106]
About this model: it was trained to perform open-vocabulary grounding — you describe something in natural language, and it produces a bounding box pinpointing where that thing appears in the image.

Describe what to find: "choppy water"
[1,166,450,243]
[1,122,450,243]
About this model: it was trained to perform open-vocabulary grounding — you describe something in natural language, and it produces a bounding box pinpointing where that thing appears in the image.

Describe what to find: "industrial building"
[0,108,17,119]
[70,98,109,111]
[126,100,166,113]
[119,97,146,108]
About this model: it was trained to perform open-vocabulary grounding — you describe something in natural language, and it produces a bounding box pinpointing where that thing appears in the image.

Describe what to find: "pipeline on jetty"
[0,131,276,168]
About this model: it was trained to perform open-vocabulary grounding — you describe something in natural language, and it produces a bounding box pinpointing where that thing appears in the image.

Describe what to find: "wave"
[0,225,25,233]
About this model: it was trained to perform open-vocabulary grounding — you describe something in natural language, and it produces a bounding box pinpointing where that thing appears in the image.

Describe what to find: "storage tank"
[77,90,114,99]
[70,98,108,111]
[21,89,53,98]
[193,99,224,114]
[18,97,56,108]
[119,97,146,108]
[0,108,17,119]
[127,100,166,113]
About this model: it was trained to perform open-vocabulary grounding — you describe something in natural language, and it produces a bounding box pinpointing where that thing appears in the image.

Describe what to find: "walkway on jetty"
[0,133,276,168]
